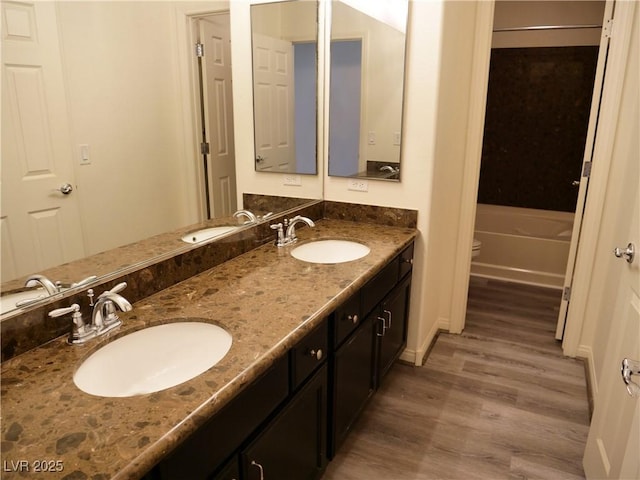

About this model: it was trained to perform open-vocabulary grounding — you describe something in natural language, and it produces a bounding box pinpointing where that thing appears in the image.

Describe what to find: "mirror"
[251,0,318,174]
[0,1,318,317]
[328,0,408,180]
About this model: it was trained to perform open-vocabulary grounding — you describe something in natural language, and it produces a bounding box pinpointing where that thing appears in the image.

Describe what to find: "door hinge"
[563,286,571,302]
[582,161,592,178]
[201,142,210,155]
[603,18,614,39]
[195,43,204,57]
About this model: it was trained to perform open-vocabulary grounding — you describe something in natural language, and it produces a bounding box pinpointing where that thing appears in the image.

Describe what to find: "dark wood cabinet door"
[377,275,411,385]
[329,316,375,457]
[152,356,289,480]
[242,365,327,480]
[210,457,240,480]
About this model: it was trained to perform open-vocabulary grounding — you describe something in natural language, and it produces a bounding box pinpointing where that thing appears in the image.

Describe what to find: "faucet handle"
[49,303,80,318]
[270,223,285,247]
[72,275,97,288]
[49,303,95,344]
[99,282,127,298]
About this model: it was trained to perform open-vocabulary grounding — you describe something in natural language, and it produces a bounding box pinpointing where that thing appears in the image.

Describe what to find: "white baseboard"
[400,317,444,366]
[577,344,598,401]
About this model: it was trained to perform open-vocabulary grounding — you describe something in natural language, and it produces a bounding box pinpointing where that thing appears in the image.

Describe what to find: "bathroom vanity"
[0,217,416,480]
[150,241,414,480]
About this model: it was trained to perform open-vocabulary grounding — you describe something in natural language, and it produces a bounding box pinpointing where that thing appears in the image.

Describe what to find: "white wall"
[57,2,203,255]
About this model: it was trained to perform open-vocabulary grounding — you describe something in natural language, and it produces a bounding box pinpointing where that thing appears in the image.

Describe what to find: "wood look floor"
[323,278,591,480]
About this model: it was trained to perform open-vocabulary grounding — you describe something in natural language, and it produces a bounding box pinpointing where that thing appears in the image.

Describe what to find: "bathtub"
[470,204,574,289]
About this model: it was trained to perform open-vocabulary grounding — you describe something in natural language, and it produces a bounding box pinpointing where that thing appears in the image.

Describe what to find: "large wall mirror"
[251,0,318,175]
[0,1,317,318]
[328,0,409,180]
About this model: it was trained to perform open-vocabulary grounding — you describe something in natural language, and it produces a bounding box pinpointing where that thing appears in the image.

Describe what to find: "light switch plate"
[79,144,91,165]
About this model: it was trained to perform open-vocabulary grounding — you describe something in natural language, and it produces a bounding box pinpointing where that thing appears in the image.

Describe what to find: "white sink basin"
[74,322,232,397]
[291,240,370,264]
[181,226,237,244]
[0,288,48,315]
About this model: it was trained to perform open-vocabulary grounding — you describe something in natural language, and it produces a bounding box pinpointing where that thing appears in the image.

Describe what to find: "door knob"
[613,243,635,264]
[58,183,73,195]
[621,358,640,397]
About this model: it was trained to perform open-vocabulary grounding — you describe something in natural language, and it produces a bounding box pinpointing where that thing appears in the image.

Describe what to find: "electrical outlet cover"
[347,178,369,192]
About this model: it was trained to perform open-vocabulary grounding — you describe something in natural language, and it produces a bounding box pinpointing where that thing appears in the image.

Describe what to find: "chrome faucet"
[48,282,132,344]
[25,274,58,296]
[233,209,258,224]
[270,216,315,247]
[92,282,132,333]
[379,165,400,174]
[55,275,97,290]
[49,303,95,344]
[285,215,315,243]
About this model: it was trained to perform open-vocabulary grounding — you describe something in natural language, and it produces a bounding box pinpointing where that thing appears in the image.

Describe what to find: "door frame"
[173,5,232,224]
[555,0,616,340]
[449,0,636,361]
[563,0,637,360]
[192,12,237,219]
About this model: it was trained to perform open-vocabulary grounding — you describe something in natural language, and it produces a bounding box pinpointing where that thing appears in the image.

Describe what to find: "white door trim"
[448,0,495,334]
[555,0,616,340]
[173,5,232,225]
[563,0,637,357]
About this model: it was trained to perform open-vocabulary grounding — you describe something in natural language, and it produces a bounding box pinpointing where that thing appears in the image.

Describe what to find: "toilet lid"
[472,239,481,250]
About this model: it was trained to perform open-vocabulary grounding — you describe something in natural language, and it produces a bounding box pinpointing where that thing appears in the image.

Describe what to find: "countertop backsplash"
[1,199,416,362]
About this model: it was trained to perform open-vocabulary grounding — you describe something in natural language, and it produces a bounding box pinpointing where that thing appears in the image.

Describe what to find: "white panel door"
[1,1,85,282]
[252,33,294,172]
[200,15,237,218]
[555,0,614,339]
[583,4,639,476]
[583,183,640,479]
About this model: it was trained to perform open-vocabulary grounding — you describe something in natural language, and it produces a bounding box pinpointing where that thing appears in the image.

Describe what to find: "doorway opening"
[468,0,608,340]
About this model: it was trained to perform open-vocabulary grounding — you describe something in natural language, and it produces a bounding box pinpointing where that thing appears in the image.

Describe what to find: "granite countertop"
[0,219,417,480]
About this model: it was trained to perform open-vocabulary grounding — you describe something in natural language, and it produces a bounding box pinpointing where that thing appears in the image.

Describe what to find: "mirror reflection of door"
[252,32,295,172]
[194,14,237,219]
[250,0,318,175]
[329,39,363,177]
[1,1,86,282]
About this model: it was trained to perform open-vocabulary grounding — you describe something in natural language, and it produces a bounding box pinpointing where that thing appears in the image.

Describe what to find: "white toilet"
[472,238,482,259]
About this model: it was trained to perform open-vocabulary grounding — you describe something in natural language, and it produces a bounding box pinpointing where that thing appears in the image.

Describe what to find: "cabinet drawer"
[291,319,328,390]
[332,293,362,348]
[361,256,400,317]
[399,242,414,279]
[155,356,289,480]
